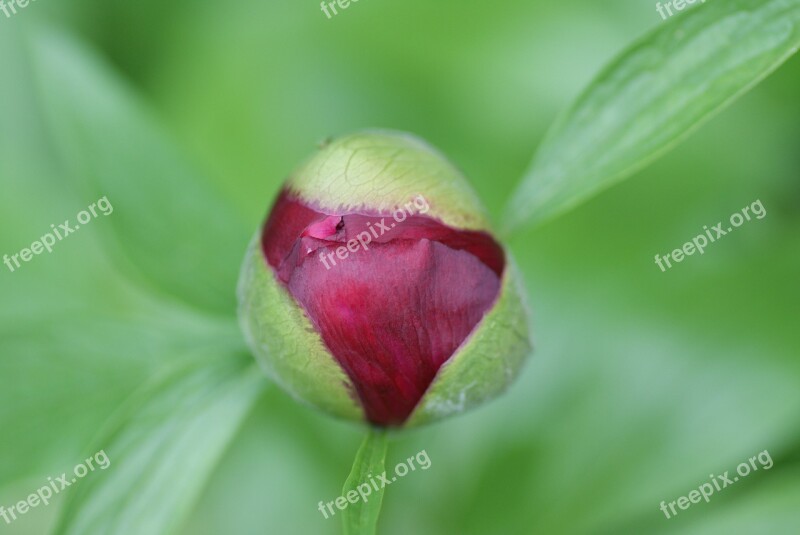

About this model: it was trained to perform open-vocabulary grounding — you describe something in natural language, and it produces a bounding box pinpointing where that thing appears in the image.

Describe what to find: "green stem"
[341,428,389,535]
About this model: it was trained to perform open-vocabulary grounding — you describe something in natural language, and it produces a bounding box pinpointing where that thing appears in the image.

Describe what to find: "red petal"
[262,192,504,426]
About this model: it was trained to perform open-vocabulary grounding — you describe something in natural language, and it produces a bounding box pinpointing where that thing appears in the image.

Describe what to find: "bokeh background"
[1,0,799,534]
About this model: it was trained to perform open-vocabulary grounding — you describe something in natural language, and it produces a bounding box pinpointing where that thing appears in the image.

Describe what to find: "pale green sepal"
[407,257,533,427]
[237,234,363,421]
[287,130,492,232]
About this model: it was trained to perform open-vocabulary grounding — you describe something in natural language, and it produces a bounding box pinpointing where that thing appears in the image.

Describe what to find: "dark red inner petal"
[261,191,505,426]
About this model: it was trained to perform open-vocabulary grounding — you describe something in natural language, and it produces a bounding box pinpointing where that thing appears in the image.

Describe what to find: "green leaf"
[29,28,250,314]
[341,430,389,535]
[0,24,243,486]
[0,299,244,486]
[54,356,266,535]
[0,25,269,534]
[504,0,800,230]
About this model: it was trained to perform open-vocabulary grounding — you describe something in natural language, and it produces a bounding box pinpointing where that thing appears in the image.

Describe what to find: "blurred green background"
[1,0,799,534]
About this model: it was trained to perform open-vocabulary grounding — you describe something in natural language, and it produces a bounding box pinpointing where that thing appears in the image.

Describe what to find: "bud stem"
[341,429,389,535]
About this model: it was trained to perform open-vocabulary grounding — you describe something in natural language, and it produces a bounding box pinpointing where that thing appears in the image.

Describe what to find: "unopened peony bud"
[238,131,532,427]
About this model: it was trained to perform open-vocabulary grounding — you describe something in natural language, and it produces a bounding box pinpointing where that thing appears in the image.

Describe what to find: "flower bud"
[238,131,532,427]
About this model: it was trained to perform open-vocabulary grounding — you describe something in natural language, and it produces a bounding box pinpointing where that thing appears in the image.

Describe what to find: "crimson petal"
[261,191,505,426]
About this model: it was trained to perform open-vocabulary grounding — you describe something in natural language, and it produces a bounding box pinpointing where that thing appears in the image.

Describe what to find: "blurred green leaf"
[55,357,266,535]
[30,28,250,315]
[0,24,243,488]
[342,430,388,535]
[0,298,244,486]
[505,0,800,230]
